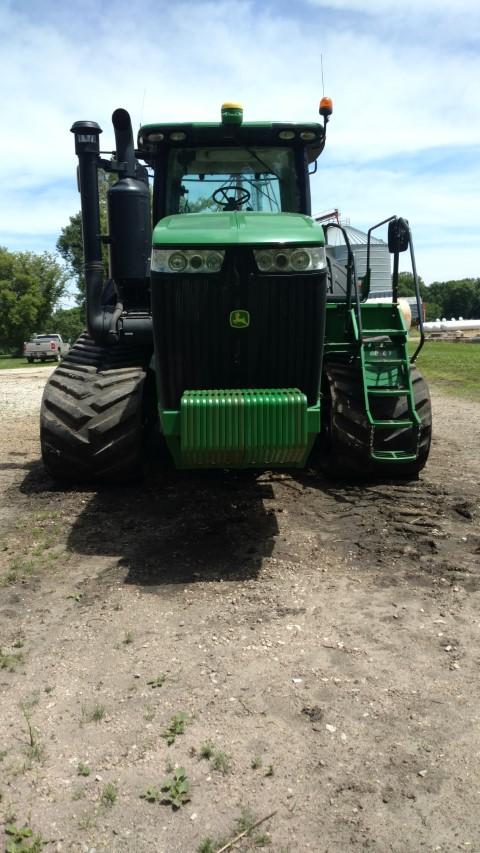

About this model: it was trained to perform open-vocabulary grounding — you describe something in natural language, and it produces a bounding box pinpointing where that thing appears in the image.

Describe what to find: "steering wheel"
[212,185,251,211]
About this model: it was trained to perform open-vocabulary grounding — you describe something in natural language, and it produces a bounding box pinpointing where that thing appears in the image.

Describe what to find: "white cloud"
[0,0,478,284]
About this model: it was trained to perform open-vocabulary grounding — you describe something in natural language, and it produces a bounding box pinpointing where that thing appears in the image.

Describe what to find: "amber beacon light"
[319,96,333,118]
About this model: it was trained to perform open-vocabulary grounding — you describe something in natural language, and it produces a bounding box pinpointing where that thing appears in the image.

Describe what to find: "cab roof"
[137,122,326,164]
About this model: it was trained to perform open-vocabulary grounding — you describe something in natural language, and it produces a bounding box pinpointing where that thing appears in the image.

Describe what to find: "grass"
[197,807,274,853]
[199,741,215,760]
[412,340,480,401]
[211,750,231,775]
[0,649,24,672]
[0,357,52,370]
[82,704,106,724]
[100,783,117,807]
[20,704,45,764]
[0,511,64,587]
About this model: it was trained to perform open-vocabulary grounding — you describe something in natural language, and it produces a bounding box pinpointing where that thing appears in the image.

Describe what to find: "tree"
[424,301,442,321]
[56,211,84,301]
[49,306,85,343]
[56,173,110,309]
[0,247,67,353]
[428,279,480,319]
[397,272,428,300]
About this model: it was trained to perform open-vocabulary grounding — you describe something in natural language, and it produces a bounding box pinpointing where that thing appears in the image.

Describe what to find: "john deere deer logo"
[230,309,250,329]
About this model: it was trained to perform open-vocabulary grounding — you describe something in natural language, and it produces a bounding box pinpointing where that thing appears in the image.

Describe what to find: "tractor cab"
[138,103,326,222]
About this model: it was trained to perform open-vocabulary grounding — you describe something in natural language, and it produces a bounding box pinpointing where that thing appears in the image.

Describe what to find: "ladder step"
[371,450,417,462]
[367,388,408,396]
[372,419,413,428]
[363,329,406,337]
[364,358,405,366]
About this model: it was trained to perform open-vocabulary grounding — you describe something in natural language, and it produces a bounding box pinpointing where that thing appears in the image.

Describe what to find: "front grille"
[151,250,327,408]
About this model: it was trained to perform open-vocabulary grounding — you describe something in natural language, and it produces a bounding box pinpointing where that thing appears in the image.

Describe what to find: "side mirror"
[388,217,410,253]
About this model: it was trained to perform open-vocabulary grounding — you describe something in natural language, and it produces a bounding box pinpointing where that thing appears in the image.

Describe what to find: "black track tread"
[40,333,152,483]
[321,359,432,480]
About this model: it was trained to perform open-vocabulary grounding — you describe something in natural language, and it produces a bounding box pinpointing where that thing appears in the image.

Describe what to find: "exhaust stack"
[71,110,152,346]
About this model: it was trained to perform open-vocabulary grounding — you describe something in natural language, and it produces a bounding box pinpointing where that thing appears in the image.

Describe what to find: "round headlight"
[206,252,223,272]
[168,252,187,272]
[189,254,203,270]
[291,250,311,271]
[256,251,274,272]
[170,131,187,141]
[278,130,295,140]
[275,252,289,270]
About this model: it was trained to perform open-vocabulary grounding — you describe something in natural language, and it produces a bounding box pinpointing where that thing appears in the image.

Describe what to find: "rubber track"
[322,361,432,480]
[40,333,151,483]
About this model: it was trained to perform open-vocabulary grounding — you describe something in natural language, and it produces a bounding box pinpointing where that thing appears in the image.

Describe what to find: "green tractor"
[40,99,431,481]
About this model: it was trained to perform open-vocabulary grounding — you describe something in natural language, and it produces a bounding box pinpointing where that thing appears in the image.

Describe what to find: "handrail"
[366,215,425,361]
[324,222,363,342]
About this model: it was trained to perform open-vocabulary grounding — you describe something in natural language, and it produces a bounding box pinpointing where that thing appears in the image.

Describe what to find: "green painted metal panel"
[140,121,322,133]
[152,211,325,248]
[179,389,308,467]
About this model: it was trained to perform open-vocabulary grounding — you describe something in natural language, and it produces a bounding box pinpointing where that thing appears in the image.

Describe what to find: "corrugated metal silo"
[315,220,392,295]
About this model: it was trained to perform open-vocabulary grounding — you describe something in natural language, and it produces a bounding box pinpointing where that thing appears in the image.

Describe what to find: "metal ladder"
[352,310,421,463]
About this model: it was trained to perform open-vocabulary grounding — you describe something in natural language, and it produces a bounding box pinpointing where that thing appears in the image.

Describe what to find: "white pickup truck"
[24,334,70,363]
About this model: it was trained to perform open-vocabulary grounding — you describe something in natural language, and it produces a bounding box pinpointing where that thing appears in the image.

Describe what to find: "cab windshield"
[166,146,300,215]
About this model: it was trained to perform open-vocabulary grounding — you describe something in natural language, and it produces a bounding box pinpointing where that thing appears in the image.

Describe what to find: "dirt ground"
[0,367,479,853]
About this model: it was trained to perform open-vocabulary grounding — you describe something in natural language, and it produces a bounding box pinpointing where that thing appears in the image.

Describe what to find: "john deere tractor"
[40,99,431,481]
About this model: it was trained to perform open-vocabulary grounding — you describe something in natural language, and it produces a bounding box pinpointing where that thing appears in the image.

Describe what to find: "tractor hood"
[152,211,325,247]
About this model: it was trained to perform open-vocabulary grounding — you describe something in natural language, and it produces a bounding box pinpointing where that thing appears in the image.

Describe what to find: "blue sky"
[1,0,479,287]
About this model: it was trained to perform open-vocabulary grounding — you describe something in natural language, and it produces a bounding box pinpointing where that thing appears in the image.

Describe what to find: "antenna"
[321,53,325,98]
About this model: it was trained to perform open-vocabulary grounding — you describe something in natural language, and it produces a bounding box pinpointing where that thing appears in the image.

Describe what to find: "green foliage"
[180,194,217,214]
[398,272,480,321]
[199,741,215,760]
[159,768,191,809]
[0,247,67,352]
[56,212,85,299]
[162,712,188,745]
[140,785,163,803]
[197,839,216,853]
[77,761,91,777]
[147,674,165,688]
[0,648,24,671]
[140,768,191,809]
[424,300,442,321]
[397,272,428,299]
[100,782,117,807]
[428,278,480,319]
[49,306,84,343]
[56,173,111,308]
[82,703,106,723]
[211,750,231,774]
[4,824,44,853]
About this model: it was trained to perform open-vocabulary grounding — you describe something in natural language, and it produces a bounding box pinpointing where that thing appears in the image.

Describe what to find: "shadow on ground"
[20,462,280,586]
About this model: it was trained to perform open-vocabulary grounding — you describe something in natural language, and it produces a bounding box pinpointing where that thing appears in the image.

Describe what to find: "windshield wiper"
[244,148,282,182]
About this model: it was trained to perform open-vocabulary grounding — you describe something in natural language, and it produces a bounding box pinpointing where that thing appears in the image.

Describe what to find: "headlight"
[253,246,326,273]
[151,249,225,274]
